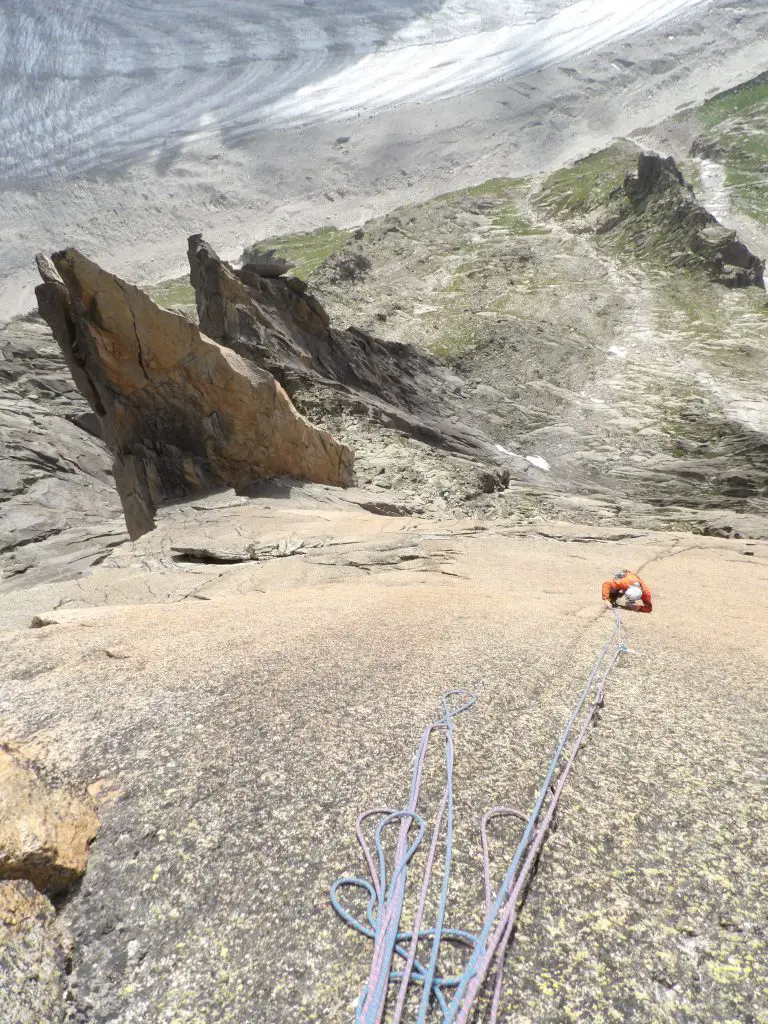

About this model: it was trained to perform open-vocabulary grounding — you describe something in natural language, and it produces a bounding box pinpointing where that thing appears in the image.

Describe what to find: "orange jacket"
[602,572,652,613]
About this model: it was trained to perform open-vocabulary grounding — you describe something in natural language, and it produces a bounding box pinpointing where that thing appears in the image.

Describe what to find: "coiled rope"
[331,609,627,1022]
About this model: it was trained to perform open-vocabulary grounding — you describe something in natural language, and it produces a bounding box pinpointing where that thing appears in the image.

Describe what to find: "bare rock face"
[0,880,73,1024]
[1,520,767,1022]
[189,235,500,460]
[0,312,124,589]
[35,248,353,539]
[0,746,99,897]
[599,153,765,288]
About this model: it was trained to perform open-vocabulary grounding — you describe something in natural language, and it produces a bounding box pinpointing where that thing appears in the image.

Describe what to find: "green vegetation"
[535,142,638,218]
[430,320,481,359]
[699,72,768,129]
[534,140,699,273]
[492,205,549,235]
[436,176,517,200]
[248,226,351,280]
[688,73,768,224]
[146,276,195,309]
[432,177,549,236]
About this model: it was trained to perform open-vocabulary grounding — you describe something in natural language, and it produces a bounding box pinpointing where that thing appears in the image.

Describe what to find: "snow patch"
[697,159,730,222]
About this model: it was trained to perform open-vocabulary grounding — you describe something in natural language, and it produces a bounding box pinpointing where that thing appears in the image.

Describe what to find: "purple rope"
[457,641,621,1024]
[361,724,436,1024]
[392,783,448,1024]
[333,616,625,1022]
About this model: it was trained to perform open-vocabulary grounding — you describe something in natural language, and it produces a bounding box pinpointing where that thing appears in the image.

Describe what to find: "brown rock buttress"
[35,249,353,539]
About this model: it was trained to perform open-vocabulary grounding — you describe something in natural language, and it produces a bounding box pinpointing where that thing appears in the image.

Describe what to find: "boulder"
[239,247,296,278]
[690,224,765,288]
[35,248,354,539]
[0,746,99,896]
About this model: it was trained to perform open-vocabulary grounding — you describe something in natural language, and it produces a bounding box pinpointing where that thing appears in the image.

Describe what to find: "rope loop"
[332,611,628,1022]
[438,689,476,724]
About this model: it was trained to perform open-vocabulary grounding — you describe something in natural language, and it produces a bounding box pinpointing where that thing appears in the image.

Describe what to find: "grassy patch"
[146,276,195,309]
[434,177,523,203]
[536,142,639,218]
[687,73,768,224]
[430,321,482,359]
[246,226,351,281]
[699,72,768,129]
[492,205,550,235]
[432,177,548,235]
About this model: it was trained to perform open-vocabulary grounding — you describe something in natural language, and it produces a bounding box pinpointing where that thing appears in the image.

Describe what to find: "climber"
[602,569,653,613]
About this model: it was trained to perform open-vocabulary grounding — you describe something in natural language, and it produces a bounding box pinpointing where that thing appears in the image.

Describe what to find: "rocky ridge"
[309,150,768,536]
[3,146,767,599]
[595,152,765,287]
[190,234,501,463]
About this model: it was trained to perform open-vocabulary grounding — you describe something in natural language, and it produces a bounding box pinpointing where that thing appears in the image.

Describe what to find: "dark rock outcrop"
[320,248,372,284]
[600,153,764,288]
[622,152,686,199]
[188,234,499,460]
[36,249,353,539]
[689,224,764,288]
[239,247,296,278]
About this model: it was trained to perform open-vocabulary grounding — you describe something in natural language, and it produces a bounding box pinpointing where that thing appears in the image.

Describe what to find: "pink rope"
[455,646,617,1024]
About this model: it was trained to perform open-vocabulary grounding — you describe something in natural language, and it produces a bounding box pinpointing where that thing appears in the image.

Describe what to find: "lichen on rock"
[0,880,73,1024]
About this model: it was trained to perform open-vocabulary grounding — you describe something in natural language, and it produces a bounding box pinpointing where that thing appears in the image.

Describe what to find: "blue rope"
[331,692,476,1020]
[361,810,427,1021]
[331,613,626,1020]
[415,694,459,1024]
[443,610,624,1022]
